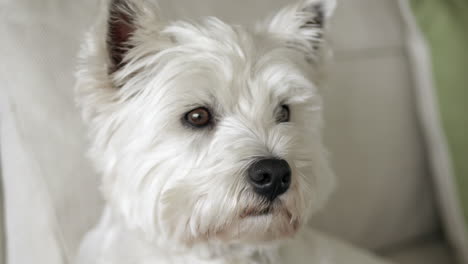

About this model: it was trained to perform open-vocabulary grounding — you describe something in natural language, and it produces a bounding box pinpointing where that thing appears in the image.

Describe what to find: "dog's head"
[76,0,335,247]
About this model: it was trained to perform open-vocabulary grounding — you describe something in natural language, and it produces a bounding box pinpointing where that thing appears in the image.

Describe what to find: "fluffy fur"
[75,0,336,263]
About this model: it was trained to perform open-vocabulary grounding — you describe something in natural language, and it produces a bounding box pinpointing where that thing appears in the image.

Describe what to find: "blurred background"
[0,0,467,263]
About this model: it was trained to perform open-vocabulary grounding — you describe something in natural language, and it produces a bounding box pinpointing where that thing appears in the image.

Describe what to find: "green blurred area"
[411,0,468,227]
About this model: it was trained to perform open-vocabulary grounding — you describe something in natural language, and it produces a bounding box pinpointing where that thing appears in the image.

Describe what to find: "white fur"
[75,0,336,263]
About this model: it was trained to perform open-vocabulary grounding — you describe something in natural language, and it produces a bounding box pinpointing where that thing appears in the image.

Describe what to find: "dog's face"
[77,0,335,246]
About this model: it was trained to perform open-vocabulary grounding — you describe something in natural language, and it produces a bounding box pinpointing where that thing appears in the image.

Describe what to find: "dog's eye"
[277,105,290,123]
[184,107,212,128]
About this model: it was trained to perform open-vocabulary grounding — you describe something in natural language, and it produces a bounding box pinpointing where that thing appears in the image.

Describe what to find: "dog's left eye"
[276,105,290,123]
[184,107,212,128]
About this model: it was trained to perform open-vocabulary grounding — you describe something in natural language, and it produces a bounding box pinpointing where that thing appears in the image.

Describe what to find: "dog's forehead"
[119,18,316,117]
[158,19,315,105]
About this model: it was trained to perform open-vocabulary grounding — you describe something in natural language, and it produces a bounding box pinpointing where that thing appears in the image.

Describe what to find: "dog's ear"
[108,0,136,71]
[262,0,336,61]
[107,0,160,73]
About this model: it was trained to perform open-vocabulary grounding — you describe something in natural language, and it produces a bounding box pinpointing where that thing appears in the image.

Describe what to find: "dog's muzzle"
[247,158,291,201]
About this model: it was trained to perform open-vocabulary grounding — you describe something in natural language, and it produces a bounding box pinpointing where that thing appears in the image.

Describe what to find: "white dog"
[75,0,336,263]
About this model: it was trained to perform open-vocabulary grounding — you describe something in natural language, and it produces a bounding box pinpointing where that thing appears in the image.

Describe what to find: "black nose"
[247,159,291,200]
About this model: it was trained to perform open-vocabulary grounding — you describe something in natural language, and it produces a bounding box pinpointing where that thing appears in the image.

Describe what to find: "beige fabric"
[315,0,438,249]
[0,0,441,262]
[0,0,102,262]
[384,238,457,264]
[0,151,4,264]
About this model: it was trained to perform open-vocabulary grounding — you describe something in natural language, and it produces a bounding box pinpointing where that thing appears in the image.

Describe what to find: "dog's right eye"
[184,107,212,128]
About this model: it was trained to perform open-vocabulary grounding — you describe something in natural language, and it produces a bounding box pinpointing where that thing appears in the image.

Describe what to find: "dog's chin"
[215,202,301,243]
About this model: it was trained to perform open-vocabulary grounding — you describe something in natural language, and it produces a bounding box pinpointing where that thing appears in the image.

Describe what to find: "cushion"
[0,0,102,262]
[384,236,456,264]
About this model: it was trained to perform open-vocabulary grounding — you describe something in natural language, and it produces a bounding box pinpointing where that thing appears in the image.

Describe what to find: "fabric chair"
[0,0,462,263]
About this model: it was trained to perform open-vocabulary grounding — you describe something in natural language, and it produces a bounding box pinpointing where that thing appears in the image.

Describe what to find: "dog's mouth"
[191,199,300,243]
[240,200,291,219]
[240,206,272,218]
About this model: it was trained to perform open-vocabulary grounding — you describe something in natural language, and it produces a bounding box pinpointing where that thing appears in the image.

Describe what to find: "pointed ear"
[107,0,137,72]
[106,0,161,73]
[263,0,336,60]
